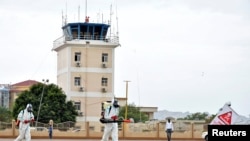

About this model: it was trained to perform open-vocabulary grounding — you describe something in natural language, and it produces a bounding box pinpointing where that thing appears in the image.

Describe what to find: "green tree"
[205,114,216,123]
[178,112,209,120]
[0,106,12,122]
[119,103,149,123]
[12,83,78,123]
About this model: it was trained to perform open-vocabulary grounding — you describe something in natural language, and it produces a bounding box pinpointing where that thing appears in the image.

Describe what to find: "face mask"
[27,106,33,112]
[113,100,120,108]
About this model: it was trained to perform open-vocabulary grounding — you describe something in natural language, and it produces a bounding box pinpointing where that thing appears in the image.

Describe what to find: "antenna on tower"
[61,2,68,26]
[109,4,113,37]
[78,5,80,22]
[62,10,64,26]
[115,0,119,37]
[65,2,68,25]
[84,0,89,23]
[85,0,87,18]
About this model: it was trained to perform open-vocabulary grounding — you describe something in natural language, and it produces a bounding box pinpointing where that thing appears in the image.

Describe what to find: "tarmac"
[0,139,202,141]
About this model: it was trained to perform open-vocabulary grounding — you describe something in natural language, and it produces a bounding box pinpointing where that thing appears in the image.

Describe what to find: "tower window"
[74,77,81,86]
[101,77,108,86]
[75,52,81,62]
[102,53,108,63]
[74,102,81,110]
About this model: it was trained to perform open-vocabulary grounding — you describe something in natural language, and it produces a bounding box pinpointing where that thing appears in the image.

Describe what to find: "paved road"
[0,139,202,141]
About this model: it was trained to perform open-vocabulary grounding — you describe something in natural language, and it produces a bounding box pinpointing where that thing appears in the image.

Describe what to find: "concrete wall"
[0,120,206,140]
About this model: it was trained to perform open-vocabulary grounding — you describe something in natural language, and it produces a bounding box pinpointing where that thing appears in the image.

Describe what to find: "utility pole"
[124,80,130,119]
[36,79,49,128]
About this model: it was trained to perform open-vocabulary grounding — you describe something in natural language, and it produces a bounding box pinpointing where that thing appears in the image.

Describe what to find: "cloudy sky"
[1,0,250,117]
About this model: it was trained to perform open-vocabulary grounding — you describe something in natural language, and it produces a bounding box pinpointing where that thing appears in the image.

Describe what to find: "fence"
[0,120,207,140]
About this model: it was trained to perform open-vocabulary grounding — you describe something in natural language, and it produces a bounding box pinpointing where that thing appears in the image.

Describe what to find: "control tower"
[52,16,120,122]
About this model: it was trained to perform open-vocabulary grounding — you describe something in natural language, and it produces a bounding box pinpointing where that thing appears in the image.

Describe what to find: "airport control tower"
[52,15,120,122]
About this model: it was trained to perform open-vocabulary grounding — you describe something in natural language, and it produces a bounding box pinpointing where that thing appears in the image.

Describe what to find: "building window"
[75,52,81,62]
[102,77,108,86]
[74,77,81,86]
[0,90,9,108]
[102,53,108,63]
[74,102,81,110]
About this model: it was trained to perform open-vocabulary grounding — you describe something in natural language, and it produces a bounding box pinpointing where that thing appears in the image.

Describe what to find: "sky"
[1,0,250,117]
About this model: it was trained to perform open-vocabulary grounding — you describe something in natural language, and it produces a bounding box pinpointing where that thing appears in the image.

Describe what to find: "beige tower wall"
[54,40,117,122]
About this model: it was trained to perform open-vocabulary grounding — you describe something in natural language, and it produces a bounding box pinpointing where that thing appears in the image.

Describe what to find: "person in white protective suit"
[14,103,35,141]
[100,99,120,141]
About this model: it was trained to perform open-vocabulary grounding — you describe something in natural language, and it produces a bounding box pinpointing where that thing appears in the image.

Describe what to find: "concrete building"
[9,80,39,110]
[0,80,39,110]
[52,16,121,122]
[0,84,10,108]
[1,12,157,122]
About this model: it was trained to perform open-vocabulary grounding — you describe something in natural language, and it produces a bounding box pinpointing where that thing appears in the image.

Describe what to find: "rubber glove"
[111,115,118,120]
[24,120,29,123]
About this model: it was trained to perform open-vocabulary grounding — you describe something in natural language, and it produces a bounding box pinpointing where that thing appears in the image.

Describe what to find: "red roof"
[12,80,39,87]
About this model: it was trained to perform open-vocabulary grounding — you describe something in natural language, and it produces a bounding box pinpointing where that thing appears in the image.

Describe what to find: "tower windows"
[75,52,81,62]
[74,77,81,86]
[74,102,81,110]
[101,77,108,86]
[102,53,108,63]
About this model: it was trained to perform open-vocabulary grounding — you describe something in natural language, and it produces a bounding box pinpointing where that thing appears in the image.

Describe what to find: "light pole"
[124,80,130,120]
[36,79,49,128]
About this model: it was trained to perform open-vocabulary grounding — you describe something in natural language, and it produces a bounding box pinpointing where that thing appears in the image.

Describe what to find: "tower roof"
[62,22,110,41]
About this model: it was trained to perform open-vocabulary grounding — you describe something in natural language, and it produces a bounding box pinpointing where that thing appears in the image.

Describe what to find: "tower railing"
[53,35,119,49]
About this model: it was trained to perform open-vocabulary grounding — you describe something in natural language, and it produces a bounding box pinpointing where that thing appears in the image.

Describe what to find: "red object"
[85,16,89,23]
[111,115,118,120]
[123,119,131,123]
[24,120,29,123]
[218,111,232,125]
[31,119,35,122]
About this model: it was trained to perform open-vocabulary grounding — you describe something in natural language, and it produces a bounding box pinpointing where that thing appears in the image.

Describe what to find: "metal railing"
[53,35,119,49]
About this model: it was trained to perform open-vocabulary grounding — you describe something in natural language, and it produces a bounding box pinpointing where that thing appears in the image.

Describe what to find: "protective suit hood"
[112,99,120,108]
[26,103,33,112]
